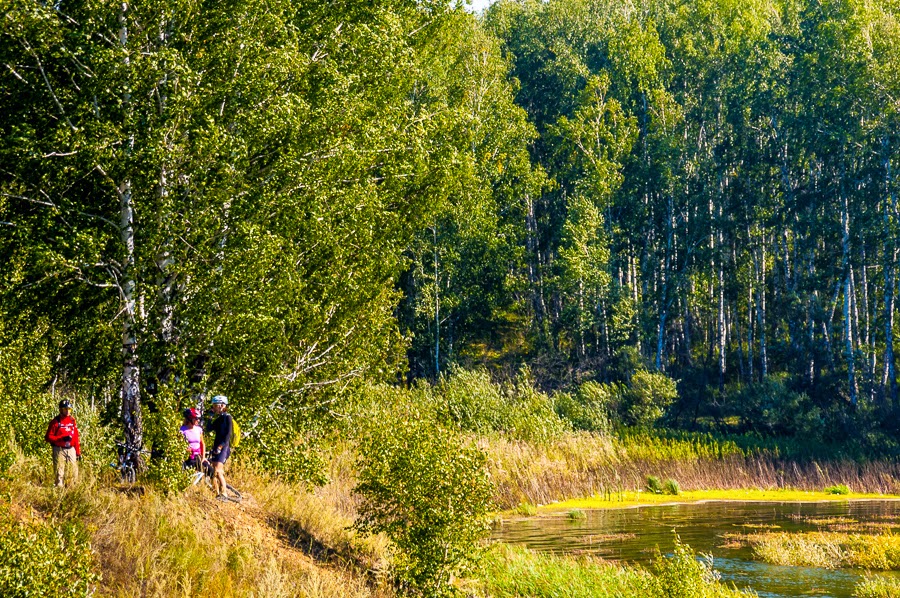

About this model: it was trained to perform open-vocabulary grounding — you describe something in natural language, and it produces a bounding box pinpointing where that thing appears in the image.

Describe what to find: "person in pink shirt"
[180,408,205,470]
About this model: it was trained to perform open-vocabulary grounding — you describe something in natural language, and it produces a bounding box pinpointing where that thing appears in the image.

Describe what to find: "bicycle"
[184,452,242,503]
[110,441,149,484]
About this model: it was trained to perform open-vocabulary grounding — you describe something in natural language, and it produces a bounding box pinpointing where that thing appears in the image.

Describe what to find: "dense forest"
[4,0,900,462]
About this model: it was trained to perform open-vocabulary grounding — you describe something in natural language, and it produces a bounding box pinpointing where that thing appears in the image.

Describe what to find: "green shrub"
[663,479,680,496]
[646,476,663,494]
[824,484,850,495]
[355,415,494,597]
[434,368,567,443]
[725,374,821,438]
[653,535,742,597]
[554,381,617,434]
[622,370,678,427]
[144,404,191,494]
[0,504,98,597]
[503,373,568,443]
[516,502,537,516]
[436,369,507,434]
[568,509,586,521]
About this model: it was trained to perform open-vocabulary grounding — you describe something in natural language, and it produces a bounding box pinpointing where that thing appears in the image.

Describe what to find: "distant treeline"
[403,0,900,436]
[3,0,900,448]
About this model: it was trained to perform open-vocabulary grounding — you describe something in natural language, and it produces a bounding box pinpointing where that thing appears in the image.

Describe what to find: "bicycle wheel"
[121,465,136,484]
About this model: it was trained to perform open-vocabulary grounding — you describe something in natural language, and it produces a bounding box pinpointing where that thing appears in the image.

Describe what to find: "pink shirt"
[180,424,203,458]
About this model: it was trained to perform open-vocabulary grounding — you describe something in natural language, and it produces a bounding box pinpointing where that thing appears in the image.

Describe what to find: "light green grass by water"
[481,542,753,598]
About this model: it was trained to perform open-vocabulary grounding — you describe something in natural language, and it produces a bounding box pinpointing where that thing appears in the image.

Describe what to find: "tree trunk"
[841,178,858,406]
[656,195,673,371]
[883,138,898,410]
[118,3,143,458]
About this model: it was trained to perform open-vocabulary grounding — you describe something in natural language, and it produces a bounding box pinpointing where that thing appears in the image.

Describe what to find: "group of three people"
[47,394,235,501]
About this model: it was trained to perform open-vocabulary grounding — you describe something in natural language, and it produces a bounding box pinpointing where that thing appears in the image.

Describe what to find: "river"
[492,500,900,597]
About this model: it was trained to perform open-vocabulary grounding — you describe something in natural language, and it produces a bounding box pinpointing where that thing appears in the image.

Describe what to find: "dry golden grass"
[2,452,392,598]
[481,433,900,508]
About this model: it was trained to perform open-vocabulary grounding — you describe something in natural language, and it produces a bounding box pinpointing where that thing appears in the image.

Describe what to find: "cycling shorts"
[211,445,231,464]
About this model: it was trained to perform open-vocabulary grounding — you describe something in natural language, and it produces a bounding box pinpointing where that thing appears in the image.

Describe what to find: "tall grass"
[482,433,900,508]
[855,576,900,598]
[480,541,754,598]
[2,451,392,598]
[733,531,900,570]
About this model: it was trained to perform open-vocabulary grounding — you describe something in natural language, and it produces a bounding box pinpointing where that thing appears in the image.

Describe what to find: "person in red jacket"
[45,399,81,487]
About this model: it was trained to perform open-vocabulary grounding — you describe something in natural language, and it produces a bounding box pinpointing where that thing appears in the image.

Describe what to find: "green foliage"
[355,416,493,597]
[663,479,681,496]
[652,536,740,598]
[567,508,586,521]
[0,504,98,597]
[0,319,57,455]
[430,369,568,442]
[554,381,615,434]
[252,439,329,488]
[725,376,821,438]
[144,406,190,495]
[855,576,900,598]
[646,476,664,494]
[824,484,850,495]
[480,542,751,598]
[515,503,538,516]
[622,371,678,427]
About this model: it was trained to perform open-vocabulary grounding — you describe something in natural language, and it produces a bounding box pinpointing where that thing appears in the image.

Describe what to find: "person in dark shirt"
[209,395,233,500]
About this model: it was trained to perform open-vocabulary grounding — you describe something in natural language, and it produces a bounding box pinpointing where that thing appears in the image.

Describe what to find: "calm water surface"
[492,500,900,597]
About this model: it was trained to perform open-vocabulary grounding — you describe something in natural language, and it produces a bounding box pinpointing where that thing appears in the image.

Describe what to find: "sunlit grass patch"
[541,489,900,512]
[732,531,900,570]
[480,539,755,598]
[855,575,900,598]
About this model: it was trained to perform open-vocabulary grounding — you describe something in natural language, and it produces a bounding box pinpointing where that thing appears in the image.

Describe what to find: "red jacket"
[46,415,81,456]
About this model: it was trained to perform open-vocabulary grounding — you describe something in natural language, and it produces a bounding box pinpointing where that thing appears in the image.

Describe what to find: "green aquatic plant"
[855,575,900,598]
[824,484,850,495]
[647,476,663,494]
[568,508,586,521]
[663,479,680,496]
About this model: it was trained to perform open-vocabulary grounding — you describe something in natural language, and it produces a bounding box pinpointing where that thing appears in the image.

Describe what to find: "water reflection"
[492,500,900,598]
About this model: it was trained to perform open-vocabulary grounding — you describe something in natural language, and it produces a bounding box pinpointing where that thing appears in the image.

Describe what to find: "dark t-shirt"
[210,412,233,450]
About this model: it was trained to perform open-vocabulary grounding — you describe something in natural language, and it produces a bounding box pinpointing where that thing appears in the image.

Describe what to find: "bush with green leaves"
[432,368,567,443]
[554,381,618,434]
[652,535,739,598]
[355,415,494,597]
[0,504,98,597]
[434,369,508,433]
[622,370,678,427]
[143,407,191,494]
[725,374,821,438]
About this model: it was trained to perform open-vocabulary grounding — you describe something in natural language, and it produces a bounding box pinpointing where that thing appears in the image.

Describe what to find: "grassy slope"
[2,453,391,598]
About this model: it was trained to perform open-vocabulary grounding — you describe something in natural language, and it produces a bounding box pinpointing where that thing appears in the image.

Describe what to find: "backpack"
[230,417,241,449]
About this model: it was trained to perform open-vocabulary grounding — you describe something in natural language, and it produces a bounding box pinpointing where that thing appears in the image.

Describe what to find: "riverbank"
[483,432,900,510]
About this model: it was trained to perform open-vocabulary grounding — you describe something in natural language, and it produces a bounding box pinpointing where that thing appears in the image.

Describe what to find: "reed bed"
[480,541,754,598]
[482,433,900,508]
[727,531,900,570]
[855,576,900,598]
